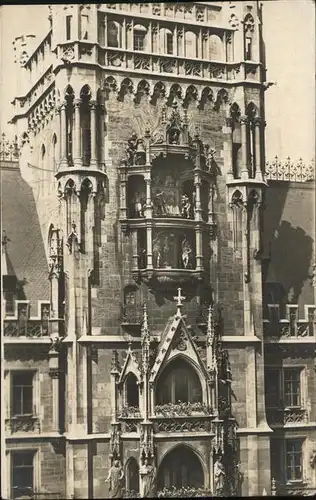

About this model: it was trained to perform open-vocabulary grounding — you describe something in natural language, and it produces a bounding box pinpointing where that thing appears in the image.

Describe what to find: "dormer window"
[134,24,147,51]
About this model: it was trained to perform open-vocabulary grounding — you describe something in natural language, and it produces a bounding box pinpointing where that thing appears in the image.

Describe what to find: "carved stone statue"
[153,239,162,268]
[140,459,157,498]
[105,460,124,498]
[214,456,226,496]
[168,128,180,145]
[153,190,167,216]
[181,237,193,269]
[180,194,192,219]
[133,192,145,218]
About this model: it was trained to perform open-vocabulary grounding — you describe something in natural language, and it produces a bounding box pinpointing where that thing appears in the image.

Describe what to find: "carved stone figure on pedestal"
[180,194,192,219]
[133,192,145,218]
[214,456,226,496]
[105,460,124,499]
[153,239,162,268]
[154,189,167,216]
[140,459,157,498]
[181,237,193,269]
[168,128,180,145]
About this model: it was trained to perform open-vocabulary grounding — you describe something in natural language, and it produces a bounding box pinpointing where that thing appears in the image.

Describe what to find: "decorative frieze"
[5,416,40,434]
[266,407,308,426]
[263,304,316,339]
[153,417,212,433]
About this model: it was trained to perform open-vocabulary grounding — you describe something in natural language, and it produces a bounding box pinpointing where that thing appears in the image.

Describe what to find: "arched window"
[80,86,91,166]
[157,446,204,491]
[80,14,89,40]
[66,15,72,40]
[156,358,202,404]
[107,20,122,47]
[184,30,197,58]
[40,144,46,193]
[126,458,140,494]
[230,103,241,178]
[52,134,57,173]
[246,103,257,178]
[65,86,74,165]
[125,373,139,408]
[244,14,255,61]
[133,24,147,51]
[209,34,223,61]
[160,28,173,55]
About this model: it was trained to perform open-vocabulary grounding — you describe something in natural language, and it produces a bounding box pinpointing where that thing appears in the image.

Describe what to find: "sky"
[0,1,315,162]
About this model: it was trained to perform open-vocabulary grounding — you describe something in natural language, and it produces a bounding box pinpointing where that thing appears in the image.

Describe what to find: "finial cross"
[174,287,186,310]
[2,230,11,248]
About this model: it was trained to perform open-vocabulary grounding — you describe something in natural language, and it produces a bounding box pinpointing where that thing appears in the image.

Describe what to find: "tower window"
[286,440,303,482]
[12,372,34,416]
[166,32,173,55]
[66,15,72,40]
[11,451,35,499]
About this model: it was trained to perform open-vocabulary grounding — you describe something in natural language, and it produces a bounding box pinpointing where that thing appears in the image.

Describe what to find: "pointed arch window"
[156,358,202,404]
[52,134,57,173]
[126,458,140,495]
[80,86,91,166]
[244,14,255,61]
[125,373,139,408]
[65,87,74,165]
[107,20,122,48]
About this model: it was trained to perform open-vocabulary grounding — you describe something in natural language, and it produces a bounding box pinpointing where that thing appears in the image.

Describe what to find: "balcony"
[118,405,142,433]
[157,487,213,498]
[266,407,308,427]
[3,300,64,340]
[263,305,316,340]
[152,402,213,433]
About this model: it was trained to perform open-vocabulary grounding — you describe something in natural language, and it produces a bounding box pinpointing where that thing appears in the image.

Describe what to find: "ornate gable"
[118,337,141,384]
[149,288,210,384]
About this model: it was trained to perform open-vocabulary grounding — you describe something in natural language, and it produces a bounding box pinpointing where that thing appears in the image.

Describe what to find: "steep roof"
[1,160,49,309]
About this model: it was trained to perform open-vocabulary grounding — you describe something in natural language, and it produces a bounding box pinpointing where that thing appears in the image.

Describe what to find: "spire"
[141,303,150,374]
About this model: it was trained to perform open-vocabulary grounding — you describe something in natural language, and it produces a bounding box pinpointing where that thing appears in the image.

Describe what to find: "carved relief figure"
[127,133,138,164]
[162,235,173,267]
[140,459,157,498]
[180,193,192,219]
[105,460,124,498]
[181,237,193,269]
[214,456,226,496]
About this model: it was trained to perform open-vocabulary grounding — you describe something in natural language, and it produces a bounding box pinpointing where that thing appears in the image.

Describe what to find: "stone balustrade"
[3,300,63,338]
[263,304,316,339]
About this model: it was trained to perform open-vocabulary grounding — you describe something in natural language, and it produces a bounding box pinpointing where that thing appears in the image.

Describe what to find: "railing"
[158,486,213,498]
[154,402,212,417]
[3,300,51,338]
[0,133,19,161]
[266,407,308,426]
[265,156,315,182]
[263,305,316,339]
[99,47,246,81]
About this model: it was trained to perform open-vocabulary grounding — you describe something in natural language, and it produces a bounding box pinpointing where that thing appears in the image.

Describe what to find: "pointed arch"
[125,457,140,494]
[155,356,203,405]
[246,101,258,119]
[199,86,214,110]
[157,444,205,490]
[125,372,139,408]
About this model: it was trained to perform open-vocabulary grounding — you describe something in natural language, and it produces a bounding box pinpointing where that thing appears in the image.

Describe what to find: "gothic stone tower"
[8,2,272,498]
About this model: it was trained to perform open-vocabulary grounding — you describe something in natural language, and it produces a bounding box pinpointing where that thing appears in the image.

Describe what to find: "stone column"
[225,117,234,179]
[145,177,152,218]
[240,115,249,180]
[146,224,153,269]
[90,101,97,167]
[254,117,263,181]
[194,173,202,221]
[195,225,203,272]
[48,340,62,433]
[73,98,81,166]
[131,231,139,270]
[120,173,127,219]
[60,102,68,168]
